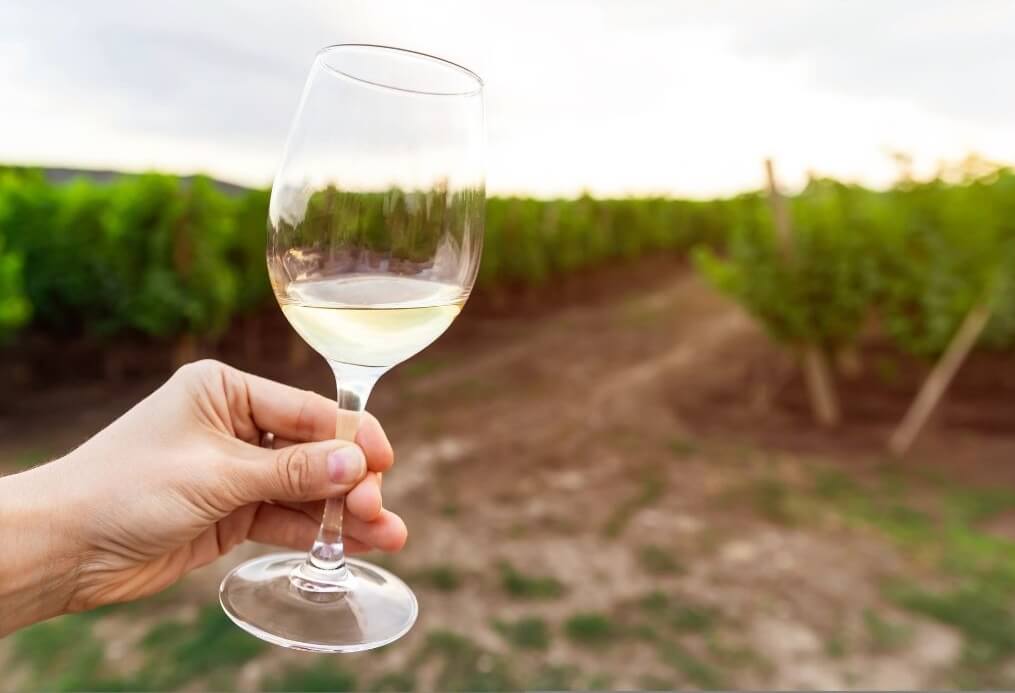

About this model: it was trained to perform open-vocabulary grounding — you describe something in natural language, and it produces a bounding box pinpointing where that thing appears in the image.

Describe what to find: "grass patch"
[264,662,357,692]
[862,608,913,652]
[440,500,460,517]
[637,545,684,575]
[706,634,770,674]
[656,640,725,689]
[138,604,267,687]
[825,635,847,659]
[369,671,417,691]
[412,564,463,592]
[499,561,565,599]
[602,469,665,538]
[667,437,699,457]
[890,581,1015,672]
[670,604,718,633]
[639,590,669,612]
[585,673,614,689]
[638,591,717,633]
[812,465,863,501]
[742,475,806,525]
[944,486,1015,525]
[640,674,677,690]
[493,616,550,650]
[418,629,516,692]
[527,664,579,690]
[809,462,1015,685]
[564,612,619,646]
[11,612,119,691]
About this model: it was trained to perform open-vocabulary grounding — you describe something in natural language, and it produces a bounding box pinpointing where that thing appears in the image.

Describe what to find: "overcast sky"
[2,1,1015,197]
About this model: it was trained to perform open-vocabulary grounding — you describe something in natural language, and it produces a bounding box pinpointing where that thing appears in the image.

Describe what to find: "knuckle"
[276,447,313,498]
[174,358,226,383]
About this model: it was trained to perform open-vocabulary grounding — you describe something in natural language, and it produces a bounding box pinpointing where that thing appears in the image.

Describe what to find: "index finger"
[232,368,393,470]
[232,369,338,442]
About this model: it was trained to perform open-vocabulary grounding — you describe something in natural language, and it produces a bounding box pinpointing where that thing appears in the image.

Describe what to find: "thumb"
[232,440,367,503]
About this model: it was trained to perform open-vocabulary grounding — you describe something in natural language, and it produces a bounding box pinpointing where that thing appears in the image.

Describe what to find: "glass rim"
[315,43,484,97]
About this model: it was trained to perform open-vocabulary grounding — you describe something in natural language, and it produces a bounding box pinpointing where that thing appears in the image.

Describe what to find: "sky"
[2,0,1015,198]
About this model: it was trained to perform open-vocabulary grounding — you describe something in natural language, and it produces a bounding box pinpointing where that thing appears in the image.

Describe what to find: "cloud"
[1,1,1014,195]
[696,0,1015,126]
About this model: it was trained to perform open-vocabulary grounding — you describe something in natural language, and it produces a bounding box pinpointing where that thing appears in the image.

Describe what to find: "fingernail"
[327,446,365,484]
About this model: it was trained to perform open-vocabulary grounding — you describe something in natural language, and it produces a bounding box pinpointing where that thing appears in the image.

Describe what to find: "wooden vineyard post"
[764,159,841,427]
[889,300,992,457]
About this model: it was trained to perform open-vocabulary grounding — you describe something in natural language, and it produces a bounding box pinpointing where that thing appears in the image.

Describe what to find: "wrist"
[0,459,83,635]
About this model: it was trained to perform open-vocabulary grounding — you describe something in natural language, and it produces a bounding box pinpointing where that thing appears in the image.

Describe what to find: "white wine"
[279,275,466,367]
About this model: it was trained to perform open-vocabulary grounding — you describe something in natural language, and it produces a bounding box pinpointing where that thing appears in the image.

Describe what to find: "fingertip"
[344,509,408,553]
[357,413,394,472]
[346,472,383,521]
[379,509,408,552]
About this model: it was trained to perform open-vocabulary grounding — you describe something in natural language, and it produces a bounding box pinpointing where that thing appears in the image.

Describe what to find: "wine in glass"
[219,44,484,653]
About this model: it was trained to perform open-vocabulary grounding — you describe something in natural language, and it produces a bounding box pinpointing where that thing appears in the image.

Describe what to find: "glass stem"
[290,362,385,593]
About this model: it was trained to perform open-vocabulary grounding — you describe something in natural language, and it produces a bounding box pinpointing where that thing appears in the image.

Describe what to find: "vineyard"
[3,160,1015,410]
[6,160,1015,689]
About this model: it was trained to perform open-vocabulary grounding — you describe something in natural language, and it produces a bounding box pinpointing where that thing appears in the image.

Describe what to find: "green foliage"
[498,560,565,599]
[637,545,684,575]
[0,169,726,343]
[892,581,1015,674]
[480,195,728,288]
[602,469,665,537]
[138,604,267,687]
[638,592,718,634]
[12,612,110,691]
[418,629,517,691]
[412,563,463,592]
[8,160,1015,365]
[805,459,1015,685]
[695,163,1015,358]
[0,169,250,340]
[369,671,418,691]
[694,182,878,350]
[861,607,913,652]
[0,229,30,339]
[493,616,550,650]
[527,664,579,690]
[656,640,726,689]
[876,169,1015,356]
[564,612,618,646]
[264,661,358,692]
[115,174,239,337]
[227,188,271,311]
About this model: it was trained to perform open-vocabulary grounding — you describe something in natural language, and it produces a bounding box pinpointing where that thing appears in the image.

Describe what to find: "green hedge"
[5,162,1015,362]
[694,162,1015,357]
[0,168,272,341]
[0,169,727,344]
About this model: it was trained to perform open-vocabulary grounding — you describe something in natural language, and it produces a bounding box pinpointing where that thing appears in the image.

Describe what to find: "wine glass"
[219,44,484,653]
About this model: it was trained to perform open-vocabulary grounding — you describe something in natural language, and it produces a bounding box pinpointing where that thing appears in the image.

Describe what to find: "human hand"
[0,360,406,635]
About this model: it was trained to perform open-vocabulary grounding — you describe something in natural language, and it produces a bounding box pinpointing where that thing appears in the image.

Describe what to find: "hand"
[0,360,406,635]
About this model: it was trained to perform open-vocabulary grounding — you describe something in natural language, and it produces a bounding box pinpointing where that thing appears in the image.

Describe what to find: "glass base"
[219,552,418,653]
